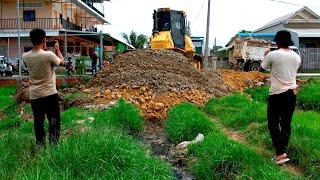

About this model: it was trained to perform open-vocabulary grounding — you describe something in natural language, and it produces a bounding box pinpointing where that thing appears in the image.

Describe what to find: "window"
[23,10,36,21]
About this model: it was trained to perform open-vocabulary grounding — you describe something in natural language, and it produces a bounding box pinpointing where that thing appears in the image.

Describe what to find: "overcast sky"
[101,0,320,47]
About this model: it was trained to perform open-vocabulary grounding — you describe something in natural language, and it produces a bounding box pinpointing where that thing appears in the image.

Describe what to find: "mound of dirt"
[85,49,232,120]
[89,49,226,96]
[220,70,268,92]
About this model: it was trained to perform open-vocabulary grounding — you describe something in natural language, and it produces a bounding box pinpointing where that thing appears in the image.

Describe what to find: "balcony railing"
[0,18,62,29]
[81,0,105,17]
[0,18,96,32]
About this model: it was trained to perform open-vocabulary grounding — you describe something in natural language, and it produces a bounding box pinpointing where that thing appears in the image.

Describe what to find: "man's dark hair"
[30,29,46,46]
[274,30,294,47]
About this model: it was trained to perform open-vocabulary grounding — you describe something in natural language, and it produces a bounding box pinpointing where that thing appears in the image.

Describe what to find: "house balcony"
[81,0,105,17]
[0,18,97,32]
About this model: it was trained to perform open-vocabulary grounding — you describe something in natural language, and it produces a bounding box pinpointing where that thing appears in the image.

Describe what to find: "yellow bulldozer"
[150,8,202,69]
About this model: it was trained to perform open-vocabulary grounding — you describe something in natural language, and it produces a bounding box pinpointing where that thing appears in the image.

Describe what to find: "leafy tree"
[121,31,148,49]
[239,30,253,33]
[210,46,229,60]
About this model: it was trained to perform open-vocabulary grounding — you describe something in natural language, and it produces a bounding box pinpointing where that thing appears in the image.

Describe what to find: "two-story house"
[0,0,109,64]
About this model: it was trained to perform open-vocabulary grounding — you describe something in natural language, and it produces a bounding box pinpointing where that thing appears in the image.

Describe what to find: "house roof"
[287,28,320,38]
[255,6,320,32]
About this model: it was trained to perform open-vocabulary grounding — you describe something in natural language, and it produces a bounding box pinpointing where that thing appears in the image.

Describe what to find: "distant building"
[225,6,320,71]
[191,36,204,55]
[0,0,110,63]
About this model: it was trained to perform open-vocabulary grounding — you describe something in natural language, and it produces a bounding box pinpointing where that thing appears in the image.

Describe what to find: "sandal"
[272,155,290,165]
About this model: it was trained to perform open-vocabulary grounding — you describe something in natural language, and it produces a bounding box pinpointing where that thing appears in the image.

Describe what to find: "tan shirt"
[261,49,301,95]
[22,49,61,100]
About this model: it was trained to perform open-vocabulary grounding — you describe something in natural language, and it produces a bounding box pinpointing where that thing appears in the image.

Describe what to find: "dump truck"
[228,37,271,71]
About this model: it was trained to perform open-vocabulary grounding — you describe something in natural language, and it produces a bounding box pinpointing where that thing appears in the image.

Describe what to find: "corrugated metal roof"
[287,28,320,37]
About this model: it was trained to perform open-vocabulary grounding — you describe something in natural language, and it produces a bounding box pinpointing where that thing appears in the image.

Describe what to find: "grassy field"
[0,87,173,179]
[165,103,214,142]
[204,89,320,178]
[1,80,319,179]
[164,103,298,179]
[297,79,320,111]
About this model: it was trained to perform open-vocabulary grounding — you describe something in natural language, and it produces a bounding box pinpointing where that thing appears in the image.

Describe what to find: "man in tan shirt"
[23,29,64,146]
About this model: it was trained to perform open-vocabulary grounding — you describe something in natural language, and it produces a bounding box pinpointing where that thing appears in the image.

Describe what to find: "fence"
[299,48,320,71]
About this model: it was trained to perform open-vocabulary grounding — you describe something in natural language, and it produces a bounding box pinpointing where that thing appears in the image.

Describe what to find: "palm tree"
[121,31,148,49]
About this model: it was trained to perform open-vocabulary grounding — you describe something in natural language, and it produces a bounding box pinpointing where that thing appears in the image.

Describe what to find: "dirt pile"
[89,49,226,96]
[220,70,268,92]
[85,49,230,120]
[85,85,211,120]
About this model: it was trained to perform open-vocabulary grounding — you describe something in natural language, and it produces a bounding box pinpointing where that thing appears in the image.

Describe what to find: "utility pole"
[99,31,103,69]
[17,0,21,76]
[204,0,211,68]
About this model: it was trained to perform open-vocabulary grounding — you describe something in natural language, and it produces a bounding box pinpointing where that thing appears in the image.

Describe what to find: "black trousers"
[31,93,61,145]
[267,89,296,155]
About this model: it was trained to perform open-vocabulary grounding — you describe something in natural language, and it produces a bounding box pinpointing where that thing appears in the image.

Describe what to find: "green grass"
[245,86,269,103]
[204,94,267,130]
[290,111,320,179]
[297,81,320,111]
[205,93,320,178]
[0,92,173,179]
[93,98,144,134]
[188,131,298,179]
[165,103,214,142]
[0,86,16,110]
[19,127,173,180]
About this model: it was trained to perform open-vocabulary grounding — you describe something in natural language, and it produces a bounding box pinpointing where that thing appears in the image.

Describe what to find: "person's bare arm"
[54,41,65,65]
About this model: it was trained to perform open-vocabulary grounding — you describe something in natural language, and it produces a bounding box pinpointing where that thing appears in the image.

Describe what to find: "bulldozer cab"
[153,8,187,49]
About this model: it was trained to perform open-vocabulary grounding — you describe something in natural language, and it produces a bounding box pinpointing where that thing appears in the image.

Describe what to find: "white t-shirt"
[23,49,61,100]
[261,49,301,95]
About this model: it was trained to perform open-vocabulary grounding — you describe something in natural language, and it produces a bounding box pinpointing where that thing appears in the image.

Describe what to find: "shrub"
[165,102,215,142]
[94,98,144,134]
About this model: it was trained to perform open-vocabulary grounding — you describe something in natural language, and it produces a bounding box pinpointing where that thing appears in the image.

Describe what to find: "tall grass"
[20,127,173,180]
[0,86,15,110]
[204,94,267,130]
[93,98,144,134]
[297,81,320,111]
[204,93,320,178]
[165,103,214,142]
[290,111,320,179]
[188,131,299,179]
[244,86,269,103]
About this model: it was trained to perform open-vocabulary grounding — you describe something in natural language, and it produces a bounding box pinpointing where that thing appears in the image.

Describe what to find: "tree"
[211,45,229,60]
[239,30,253,33]
[121,31,148,49]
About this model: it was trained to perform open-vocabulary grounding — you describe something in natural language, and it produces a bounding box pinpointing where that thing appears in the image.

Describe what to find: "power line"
[192,0,206,23]
[269,0,304,6]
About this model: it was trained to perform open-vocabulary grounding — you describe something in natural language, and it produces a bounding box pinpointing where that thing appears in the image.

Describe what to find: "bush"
[94,98,144,134]
[204,94,267,130]
[188,131,298,179]
[165,103,215,142]
[245,86,269,103]
[297,81,320,111]
[11,127,173,180]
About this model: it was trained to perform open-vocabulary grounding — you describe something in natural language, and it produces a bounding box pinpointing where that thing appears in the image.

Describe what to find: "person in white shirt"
[260,30,301,165]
